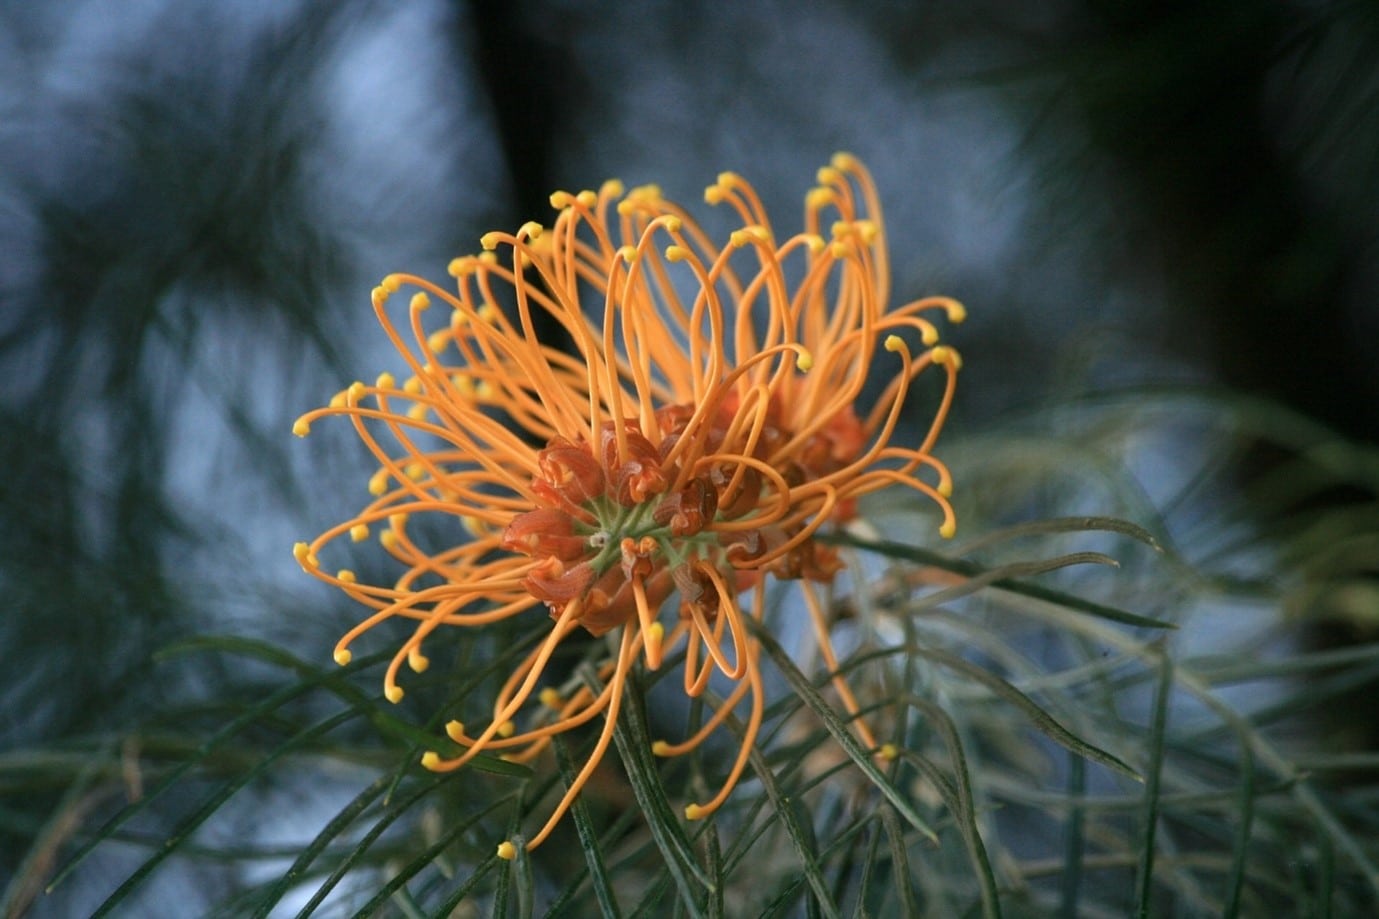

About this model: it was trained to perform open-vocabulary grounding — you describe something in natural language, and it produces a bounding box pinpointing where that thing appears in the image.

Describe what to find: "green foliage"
[5,392,1377,917]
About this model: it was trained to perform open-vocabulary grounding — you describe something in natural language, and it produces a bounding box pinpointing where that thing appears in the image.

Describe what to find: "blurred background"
[2,0,1376,914]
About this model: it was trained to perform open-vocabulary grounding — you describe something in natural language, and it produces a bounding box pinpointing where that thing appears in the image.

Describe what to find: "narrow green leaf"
[878,806,921,919]
[751,625,938,844]
[744,743,841,918]
[1134,653,1172,918]
[911,647,1142,783]
[832,535,1176,630]
[555,736,623,919]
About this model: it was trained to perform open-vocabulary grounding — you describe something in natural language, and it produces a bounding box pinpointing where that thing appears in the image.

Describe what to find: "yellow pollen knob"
[380,530,399,550]
[795,350,814,372]
[939,481,953,498]
[576,190,598,207]
[922,327,939,346]
[549,190,573,208]
[403,376,423,394]
[329,391,346,409]
[704,185,725,204]
[665,245,689,262]
[375,372,395,389]
[479,231,502,251]
[426,331,448,355]
[947,301,967,323]
[371,286,387,306]
[292,417,310,437]
[381,274,401,293]
[445,720,466,742]
[816,166,841,185]
[602,178,624,197]
[520,221,542,239]
[350,524,369,542]
[446,257,468,277]
[406,403,428,422]
[385,685,404,704]
[337,569,356,584]
[497,841,518,861]
[539,687,563,709]
[292,542,315,567]
[805,235,826,254]
[729,229,752,248]
[617,245,637,263]
[478,251,498,265]
[334,648,352,666]
[884,335,905,353]
[940,521,956,539]
[408,650,430,673]
[652,740,672,756]
[685,804,706,820]
[831,151,860,171]
[347,381,365,401]
[879,743,899,761]
[930,346,951,364]
[496,721,516,738]
[829,240,852,259]
[410,292,430,311]
[368,470,388,496]
[421,751,442,769]
[615,199,636,216]
[805,188,834,209]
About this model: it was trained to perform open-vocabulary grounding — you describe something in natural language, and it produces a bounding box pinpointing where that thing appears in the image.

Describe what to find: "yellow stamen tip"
[684,804,706,821]
[549,190,573,209]
[805,234,826,254]
[939,481,953,498]
[329,391,347,409]
[421,751,442,769]
[829,240,852,259]
[371,285,388,306]
[617,245,637,263]
[538,687,563,709]
[347,381,366,401]
[831,151,860,171]
[408,651,430,673]
[368,470,389,496]
[576,189,597,207]
[447,257,468,277]
[479,231,502,251]
[406,402,429,422]
[805,188,834,209]
[939,521,957,539]
[729,229,752,248]
[497,841,518,861]
[445,720,466,742]
[930,345,952,365]
[375,372,396,389]
[496,720,516,738]
[602,178,624,197]
[616,199,635,216]
[292,417,310,437]
[879,743,899,761]
[381,274,402,293]
[795,350,814,372]
[816,166,842,185]
[921,327,939,346]
[520,221,543,239]
[292,542,314,566]
[403,375,423,394]
[884,334,905,353]
[334,648,352,666]
[665,245,689,262]
[662,215,682,233]
[947,301,967,323]
[350,524,369,542]
[337,569,356,584]
[385,685,404,704]
[410,292,431,311]
[704,185,724,204]
[380,530,399,550]
[652,740,672,756]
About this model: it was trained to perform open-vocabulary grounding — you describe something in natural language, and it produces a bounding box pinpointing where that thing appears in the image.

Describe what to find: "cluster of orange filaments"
[293,154,963,857]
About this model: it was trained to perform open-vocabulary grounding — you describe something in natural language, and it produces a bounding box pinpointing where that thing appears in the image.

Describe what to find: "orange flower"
[292,154,963,858]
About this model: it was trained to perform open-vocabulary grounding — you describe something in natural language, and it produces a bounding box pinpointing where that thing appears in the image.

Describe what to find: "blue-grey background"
[2,1,1375,913]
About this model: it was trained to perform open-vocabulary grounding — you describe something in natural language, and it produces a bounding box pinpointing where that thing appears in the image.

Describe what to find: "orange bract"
[293,154,964,857]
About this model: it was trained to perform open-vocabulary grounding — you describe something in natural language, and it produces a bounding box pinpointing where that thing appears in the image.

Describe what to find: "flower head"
[293,154,963,856]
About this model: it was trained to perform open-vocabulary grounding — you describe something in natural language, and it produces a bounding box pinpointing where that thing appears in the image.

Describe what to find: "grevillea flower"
[292,154,963,858]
